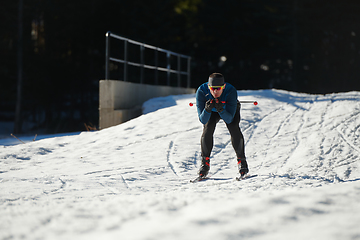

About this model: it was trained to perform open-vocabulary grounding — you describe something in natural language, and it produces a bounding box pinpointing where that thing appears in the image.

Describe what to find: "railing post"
[155,48,159,85]
[187,57,191,88]
[167,52,170,86]
[105,31,110,80]
[124,40,128,81]
[140,44,144,84]
[177,55,181,87]
[155,49,158,85]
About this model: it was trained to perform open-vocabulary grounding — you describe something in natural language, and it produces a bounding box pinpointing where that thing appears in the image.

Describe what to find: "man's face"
[209,84,225,98]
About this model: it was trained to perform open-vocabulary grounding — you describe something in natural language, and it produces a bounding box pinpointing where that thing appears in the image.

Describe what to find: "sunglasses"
[208,85,225,91]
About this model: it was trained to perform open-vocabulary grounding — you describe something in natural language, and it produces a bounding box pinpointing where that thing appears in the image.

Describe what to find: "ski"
[190,176,208,183]
[190,174,257,183]
[235,174,256,181]
[236,175,247,181]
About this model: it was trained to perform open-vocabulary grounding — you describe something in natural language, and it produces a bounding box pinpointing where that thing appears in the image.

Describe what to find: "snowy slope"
[1,89,360,240]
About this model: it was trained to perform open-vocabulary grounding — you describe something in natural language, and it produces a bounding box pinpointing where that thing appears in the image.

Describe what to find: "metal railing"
[105,31,191,88]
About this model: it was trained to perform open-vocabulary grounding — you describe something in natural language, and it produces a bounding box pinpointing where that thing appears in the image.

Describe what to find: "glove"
[214,99,224,113]
[205,99,215,112]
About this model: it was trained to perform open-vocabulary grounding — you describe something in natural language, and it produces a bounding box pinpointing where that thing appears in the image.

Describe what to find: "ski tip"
[236,174,258,181]
[236,174,249,181]
[190,176,207,183]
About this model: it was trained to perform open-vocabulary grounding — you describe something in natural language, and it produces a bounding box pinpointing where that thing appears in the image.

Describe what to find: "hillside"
[1,89,360,240]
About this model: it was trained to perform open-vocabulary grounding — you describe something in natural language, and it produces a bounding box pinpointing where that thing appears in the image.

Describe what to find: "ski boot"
[198,156,210,178]
[237,158,249,178]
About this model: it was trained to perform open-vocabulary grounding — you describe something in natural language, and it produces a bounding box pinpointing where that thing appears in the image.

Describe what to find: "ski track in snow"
[1,90,360,240]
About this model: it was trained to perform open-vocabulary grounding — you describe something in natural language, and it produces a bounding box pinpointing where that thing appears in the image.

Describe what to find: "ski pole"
[189,101,258,107]
[239,101,258,105]
[10,133,25,144]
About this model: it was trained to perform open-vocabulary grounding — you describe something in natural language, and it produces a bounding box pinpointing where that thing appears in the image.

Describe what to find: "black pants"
[201,106,246,159]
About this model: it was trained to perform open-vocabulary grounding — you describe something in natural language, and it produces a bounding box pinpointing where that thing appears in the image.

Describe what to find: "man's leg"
[226,108,248,175]
[226,108,245,159]
[199,112,220,177]
[201,112,220,157]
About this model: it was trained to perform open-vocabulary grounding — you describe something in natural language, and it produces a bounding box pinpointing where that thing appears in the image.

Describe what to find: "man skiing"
[195,73,248,179]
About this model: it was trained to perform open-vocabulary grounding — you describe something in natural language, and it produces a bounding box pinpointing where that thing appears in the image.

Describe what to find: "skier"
[195,73,248,179]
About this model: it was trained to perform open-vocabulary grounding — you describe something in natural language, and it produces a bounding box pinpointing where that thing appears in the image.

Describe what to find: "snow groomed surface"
[1,89,360,240]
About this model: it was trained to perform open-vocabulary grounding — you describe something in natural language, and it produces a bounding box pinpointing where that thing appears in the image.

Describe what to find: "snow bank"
[1,89,359,240]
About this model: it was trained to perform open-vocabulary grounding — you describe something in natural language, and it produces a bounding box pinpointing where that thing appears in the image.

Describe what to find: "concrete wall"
[99,80,195,129]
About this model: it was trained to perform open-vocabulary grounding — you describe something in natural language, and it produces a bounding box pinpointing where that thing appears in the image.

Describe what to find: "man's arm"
[196,88,212,124]
[218,88,237,124]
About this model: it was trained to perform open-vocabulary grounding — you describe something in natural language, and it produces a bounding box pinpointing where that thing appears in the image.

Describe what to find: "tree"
[14,0,23,134]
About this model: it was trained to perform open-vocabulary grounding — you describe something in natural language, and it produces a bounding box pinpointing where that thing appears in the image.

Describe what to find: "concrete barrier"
[99,80,195,129]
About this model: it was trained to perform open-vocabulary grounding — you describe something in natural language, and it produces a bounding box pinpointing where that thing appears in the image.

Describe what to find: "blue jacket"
[196,82,238,124]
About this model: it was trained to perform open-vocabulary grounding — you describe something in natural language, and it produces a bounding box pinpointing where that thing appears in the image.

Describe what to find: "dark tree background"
[1,0,360,134]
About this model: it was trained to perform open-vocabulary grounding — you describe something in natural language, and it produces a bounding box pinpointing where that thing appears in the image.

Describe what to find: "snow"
[1,89,360,240]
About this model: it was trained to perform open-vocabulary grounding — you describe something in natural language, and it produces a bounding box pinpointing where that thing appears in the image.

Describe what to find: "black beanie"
[208,73,225,86]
